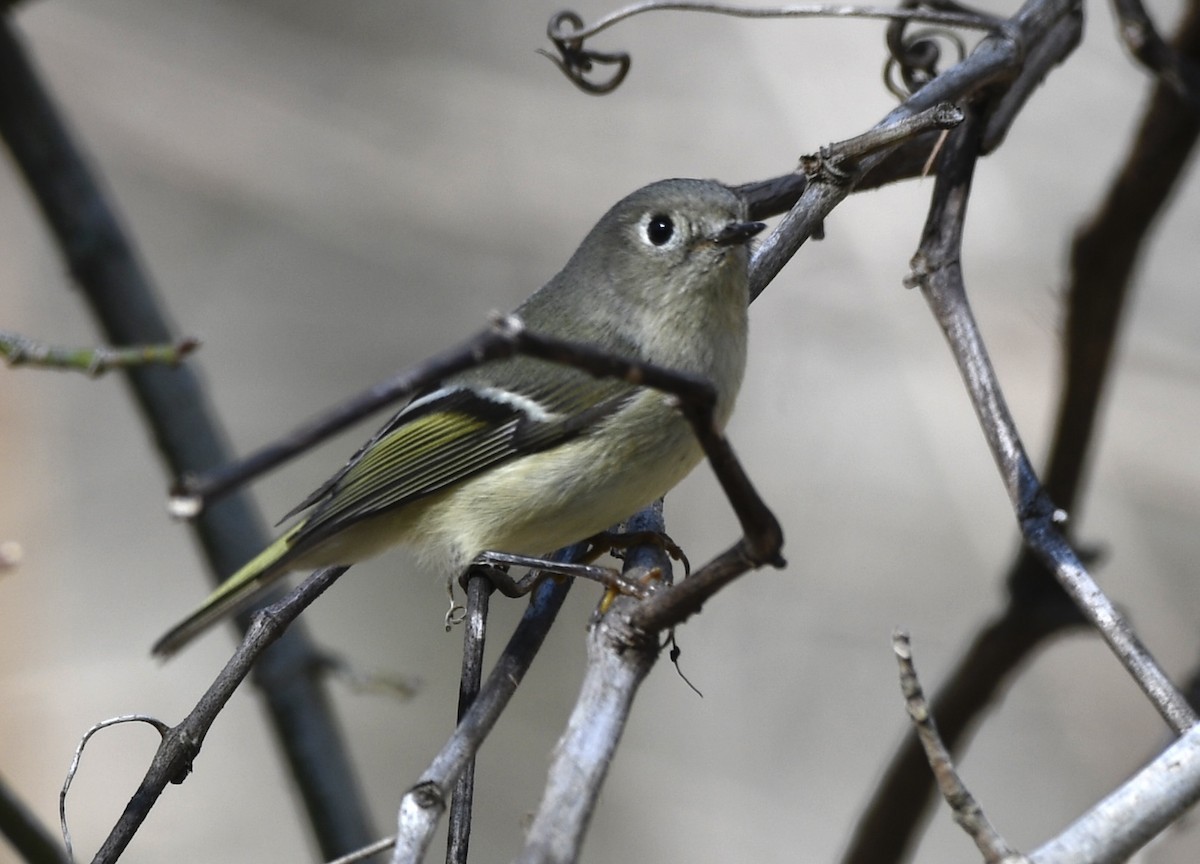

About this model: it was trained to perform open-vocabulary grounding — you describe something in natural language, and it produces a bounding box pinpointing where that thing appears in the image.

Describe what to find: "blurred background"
[2,0,1199,861]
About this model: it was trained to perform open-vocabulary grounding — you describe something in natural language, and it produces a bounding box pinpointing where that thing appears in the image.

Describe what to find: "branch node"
[407,779,446,811]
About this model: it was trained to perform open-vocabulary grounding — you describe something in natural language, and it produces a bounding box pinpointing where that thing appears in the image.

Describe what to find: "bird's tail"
[152,523,305,658]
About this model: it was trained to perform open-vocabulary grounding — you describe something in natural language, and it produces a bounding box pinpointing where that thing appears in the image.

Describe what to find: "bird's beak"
[711,220,768,246]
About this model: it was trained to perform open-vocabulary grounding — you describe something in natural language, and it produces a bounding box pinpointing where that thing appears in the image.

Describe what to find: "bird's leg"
[462,550,654,600]
[577,529,687,614]
[586,529,691,576]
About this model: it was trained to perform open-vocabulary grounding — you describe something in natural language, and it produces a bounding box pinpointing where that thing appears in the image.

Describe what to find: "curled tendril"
[883,26,967,98]
[537,10,631,95]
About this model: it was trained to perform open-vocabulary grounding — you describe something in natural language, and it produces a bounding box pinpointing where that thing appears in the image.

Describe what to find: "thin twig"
[741,0,1088,300]
[60,715,170,862]
[893,632,1028,864]
[749,100,967,301]
[446,574,492,864]
[327,836,398,864]
[0,330,198,376]
[842,592,1085,864]
[800,102,963,173]
[550,0,1004,42]
[88,567,347,864]
[391,556,578,863]
[168,315,712,515]
[1110,0,1200,109]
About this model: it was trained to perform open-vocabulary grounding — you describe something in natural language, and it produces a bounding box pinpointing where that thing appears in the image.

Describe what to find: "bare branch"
[0,330,198,376]
[390,562,577,862]
[61,715,170,862]
[446,574,493,864]
[169,313,716,515]
[748,0,1083,302]
[906,104,1197,732]
[844,5,1200,859]
[516,592,659,864]
[1051,0,1200,515]
[88,566,347,864]
[843,599,1087,864]
[515,506,676,863]
[893,632,1028,864]
[749,102,964,302]
[1110,0,1200,108]
[1031,722,1200,864]
[800,101,964,174]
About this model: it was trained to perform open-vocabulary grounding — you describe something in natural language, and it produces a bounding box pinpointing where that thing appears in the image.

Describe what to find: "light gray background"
[2,1,1199,862]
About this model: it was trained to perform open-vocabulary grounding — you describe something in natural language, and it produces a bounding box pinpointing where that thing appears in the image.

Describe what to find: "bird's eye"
[645,214,675,247]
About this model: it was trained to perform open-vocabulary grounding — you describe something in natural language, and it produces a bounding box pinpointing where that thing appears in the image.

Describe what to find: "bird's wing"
[288,354,638,547]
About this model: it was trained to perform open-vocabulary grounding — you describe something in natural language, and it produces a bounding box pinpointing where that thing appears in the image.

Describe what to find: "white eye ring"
[639,212,683,250]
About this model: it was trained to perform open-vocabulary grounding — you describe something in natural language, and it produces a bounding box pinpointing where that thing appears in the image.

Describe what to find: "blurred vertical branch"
[0,773,70,864]
[0,13,375,861]
[842,1,1200,861]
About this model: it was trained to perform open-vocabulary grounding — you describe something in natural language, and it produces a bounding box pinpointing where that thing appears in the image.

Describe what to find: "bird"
[153,177,765,656]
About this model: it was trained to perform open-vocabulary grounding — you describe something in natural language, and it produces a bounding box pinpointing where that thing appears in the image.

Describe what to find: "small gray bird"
[154,178,765,656]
